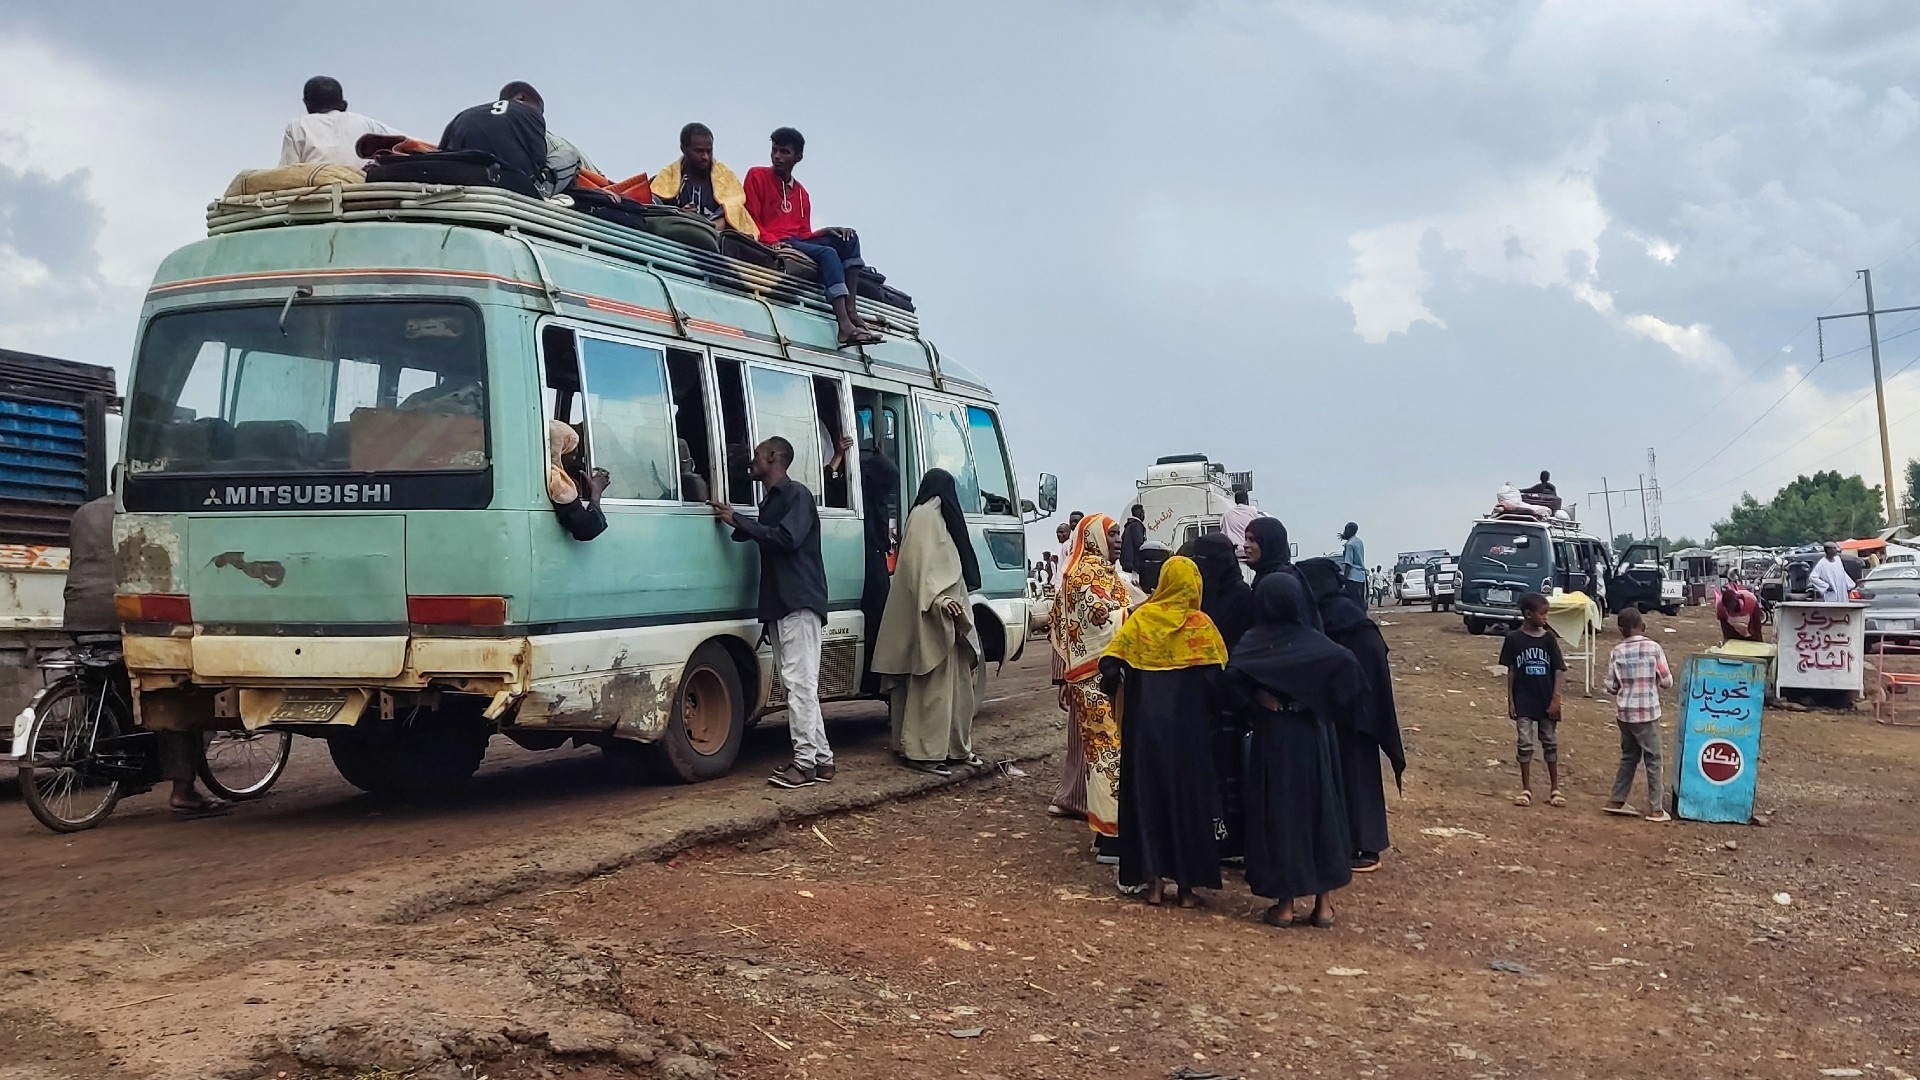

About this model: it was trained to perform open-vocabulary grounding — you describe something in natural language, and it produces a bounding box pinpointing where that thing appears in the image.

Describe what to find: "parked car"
[1393,562,1431,605]
[1425,556,1459,612]
[1862,564,1920,643]
[1609,542,1682,617]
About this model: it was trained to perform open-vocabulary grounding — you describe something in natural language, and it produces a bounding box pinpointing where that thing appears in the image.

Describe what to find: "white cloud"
[1339,168,1609,343]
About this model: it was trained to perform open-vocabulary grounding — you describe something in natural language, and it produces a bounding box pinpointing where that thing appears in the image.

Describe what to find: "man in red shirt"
[743,127,881,347]
[1714,578,1764,642]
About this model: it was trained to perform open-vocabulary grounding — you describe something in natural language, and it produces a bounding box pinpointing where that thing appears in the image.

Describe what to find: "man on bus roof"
[651,123,760,238]
[439,81,597,195]
[743,127,882,348]
[280,76,401,169]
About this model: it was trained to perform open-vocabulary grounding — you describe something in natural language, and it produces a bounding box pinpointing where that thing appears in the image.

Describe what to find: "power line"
[1666,361,1828,488]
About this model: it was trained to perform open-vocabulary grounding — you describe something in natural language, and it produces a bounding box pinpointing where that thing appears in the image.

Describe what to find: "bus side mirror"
[1037,473,1058,515]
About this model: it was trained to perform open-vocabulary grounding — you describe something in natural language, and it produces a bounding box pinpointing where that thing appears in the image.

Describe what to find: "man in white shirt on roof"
[1807,541,1857,603]
[1220,487,1259,556]
[280,76,400,169]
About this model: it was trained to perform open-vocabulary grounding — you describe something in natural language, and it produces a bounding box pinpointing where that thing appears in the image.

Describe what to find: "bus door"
[852,388,906,692]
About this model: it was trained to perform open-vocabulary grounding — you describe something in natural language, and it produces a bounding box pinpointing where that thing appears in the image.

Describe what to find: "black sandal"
[1262,905,1294,928]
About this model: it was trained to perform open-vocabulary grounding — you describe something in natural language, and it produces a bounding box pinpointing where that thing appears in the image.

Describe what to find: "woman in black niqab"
[912,468,981,590]
[1190,532,1258,860]
[1190,533,1256,649]
[1296,558,1406,873]
[1223,572,1359,928]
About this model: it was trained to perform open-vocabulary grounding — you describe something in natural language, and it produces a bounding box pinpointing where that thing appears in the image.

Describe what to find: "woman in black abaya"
[1097,556,1229,908]
[1242,517,1321,631]
[1222,573,1360,928]
[1190,533,1257,861]
[1298,557,1407,874]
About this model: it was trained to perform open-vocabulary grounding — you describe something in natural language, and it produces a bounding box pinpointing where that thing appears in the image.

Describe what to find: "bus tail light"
[115,593,192,624]
[408,595,508,627]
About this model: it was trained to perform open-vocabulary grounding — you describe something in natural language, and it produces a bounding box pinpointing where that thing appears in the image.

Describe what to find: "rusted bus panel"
[407,637,529,688]
[192,636,408,680]
[114,514,184,594]
[515,664,681,740]
[124,633,192,673]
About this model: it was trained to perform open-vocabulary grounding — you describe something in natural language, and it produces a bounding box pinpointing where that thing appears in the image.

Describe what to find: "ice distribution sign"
[1675,655,1766,824]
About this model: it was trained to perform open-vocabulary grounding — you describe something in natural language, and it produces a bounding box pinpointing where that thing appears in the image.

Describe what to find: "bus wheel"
[1464,617,1485,635]
[644,641,746,784]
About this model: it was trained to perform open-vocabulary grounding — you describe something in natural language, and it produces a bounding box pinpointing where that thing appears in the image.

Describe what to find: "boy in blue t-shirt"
[1498,592,1566,808]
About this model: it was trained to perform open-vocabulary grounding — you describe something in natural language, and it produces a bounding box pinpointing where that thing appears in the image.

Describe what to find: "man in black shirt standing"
[1119,504,1147,576]
[712,437,833,788]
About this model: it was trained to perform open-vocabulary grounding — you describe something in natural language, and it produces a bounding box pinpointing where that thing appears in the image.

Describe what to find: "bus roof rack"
[203,182,920,335]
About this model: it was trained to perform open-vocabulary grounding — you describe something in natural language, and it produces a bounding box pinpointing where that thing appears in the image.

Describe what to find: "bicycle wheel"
[17,677,125,833]
[197,729,293,800]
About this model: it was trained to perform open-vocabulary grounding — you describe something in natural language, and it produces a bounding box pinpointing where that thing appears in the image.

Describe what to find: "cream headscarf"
[547,420,581,503]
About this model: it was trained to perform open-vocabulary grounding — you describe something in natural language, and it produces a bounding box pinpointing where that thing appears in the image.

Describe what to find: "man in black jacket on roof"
[440,82,550,193]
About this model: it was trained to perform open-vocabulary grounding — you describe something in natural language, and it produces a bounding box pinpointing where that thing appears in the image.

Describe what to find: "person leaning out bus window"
[547,420,609,540]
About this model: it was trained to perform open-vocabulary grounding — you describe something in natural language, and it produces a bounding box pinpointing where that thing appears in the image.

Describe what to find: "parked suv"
[1425,556,1459,612]
[1455,515,1612,634]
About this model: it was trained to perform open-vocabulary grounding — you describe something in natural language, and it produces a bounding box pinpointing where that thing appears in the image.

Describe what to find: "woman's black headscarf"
[1226,573,1364,722]
[1242,517,1321,631]
[1191,533,1256,650]
[1297,557,1370,635]
[1244,517,1292,582]
[913,468,981,590]
[1295,558,1406,786]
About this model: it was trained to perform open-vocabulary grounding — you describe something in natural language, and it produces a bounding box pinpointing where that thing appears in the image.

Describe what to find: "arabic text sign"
[1775,602,1866,693]
[1676,655,1766,824]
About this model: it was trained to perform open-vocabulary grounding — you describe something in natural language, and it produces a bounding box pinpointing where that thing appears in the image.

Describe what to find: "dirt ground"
[3,608,1918,1080]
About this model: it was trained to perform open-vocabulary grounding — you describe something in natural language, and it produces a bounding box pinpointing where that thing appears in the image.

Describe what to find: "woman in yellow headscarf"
[1097,555,1229,907]
[1051,513,1131,861]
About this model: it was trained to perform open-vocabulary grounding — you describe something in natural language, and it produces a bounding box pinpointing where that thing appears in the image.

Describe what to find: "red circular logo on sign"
[1698,739,1743,784]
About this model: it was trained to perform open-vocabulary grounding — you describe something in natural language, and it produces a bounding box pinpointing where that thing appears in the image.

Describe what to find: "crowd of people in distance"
[1045,512,1404,926]
[278,76,884,346]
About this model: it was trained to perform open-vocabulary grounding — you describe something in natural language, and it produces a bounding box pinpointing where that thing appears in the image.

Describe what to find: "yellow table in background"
[1547,591,1604,694]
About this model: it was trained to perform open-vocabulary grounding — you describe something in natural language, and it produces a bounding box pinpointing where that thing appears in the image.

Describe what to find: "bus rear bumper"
[124,632,529,730]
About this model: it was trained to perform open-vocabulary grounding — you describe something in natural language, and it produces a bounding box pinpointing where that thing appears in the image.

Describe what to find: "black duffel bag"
[364,150,543,198]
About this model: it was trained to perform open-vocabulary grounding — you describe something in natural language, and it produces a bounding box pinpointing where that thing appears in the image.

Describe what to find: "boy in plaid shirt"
[1601,607,1674,822]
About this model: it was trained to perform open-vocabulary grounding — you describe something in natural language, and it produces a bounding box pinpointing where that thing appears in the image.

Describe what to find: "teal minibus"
[110,182,1054,793]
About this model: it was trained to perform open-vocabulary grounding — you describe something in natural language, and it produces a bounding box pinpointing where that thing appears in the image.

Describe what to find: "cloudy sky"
[5,0,1920,559]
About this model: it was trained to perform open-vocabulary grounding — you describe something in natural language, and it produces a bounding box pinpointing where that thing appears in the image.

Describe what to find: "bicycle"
[14,641,292,833]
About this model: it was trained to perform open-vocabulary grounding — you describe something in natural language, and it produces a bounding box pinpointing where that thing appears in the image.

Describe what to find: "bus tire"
[1464,617,1485,636]
[644,641,747,784]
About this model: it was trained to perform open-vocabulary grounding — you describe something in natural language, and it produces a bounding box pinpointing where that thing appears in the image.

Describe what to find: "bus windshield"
[126,301,487,476]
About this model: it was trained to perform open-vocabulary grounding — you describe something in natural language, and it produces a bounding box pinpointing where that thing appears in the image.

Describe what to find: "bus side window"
[541,326,587,480]
[666,349,713,503]
[813,374,852,510]
[577,336,678,502]
[746,366,824,499]
[714,358,754,505]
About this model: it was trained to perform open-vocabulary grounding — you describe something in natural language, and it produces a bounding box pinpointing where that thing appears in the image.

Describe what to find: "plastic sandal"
[1548,790,1568,807]
[1512,790,1533,806]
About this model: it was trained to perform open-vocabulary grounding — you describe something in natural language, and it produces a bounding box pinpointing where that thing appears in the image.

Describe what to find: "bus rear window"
[1464,527,1545,572]
[125,301,487,476]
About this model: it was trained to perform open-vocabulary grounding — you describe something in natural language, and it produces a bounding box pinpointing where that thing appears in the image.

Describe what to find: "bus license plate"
[269,692,351,723]
[1487,588,1514,604]
[1882,619,1915,632]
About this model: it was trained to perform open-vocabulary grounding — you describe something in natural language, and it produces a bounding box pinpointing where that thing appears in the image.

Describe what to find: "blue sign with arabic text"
[1675,655,1766,824]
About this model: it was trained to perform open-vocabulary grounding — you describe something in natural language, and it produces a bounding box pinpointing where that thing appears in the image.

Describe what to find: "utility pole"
[1589,477,1651,544]
[1639,474,1651,537]
[1646,448,1662,540]
[1600,476,1614,542]
[1816,269,1906,525]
